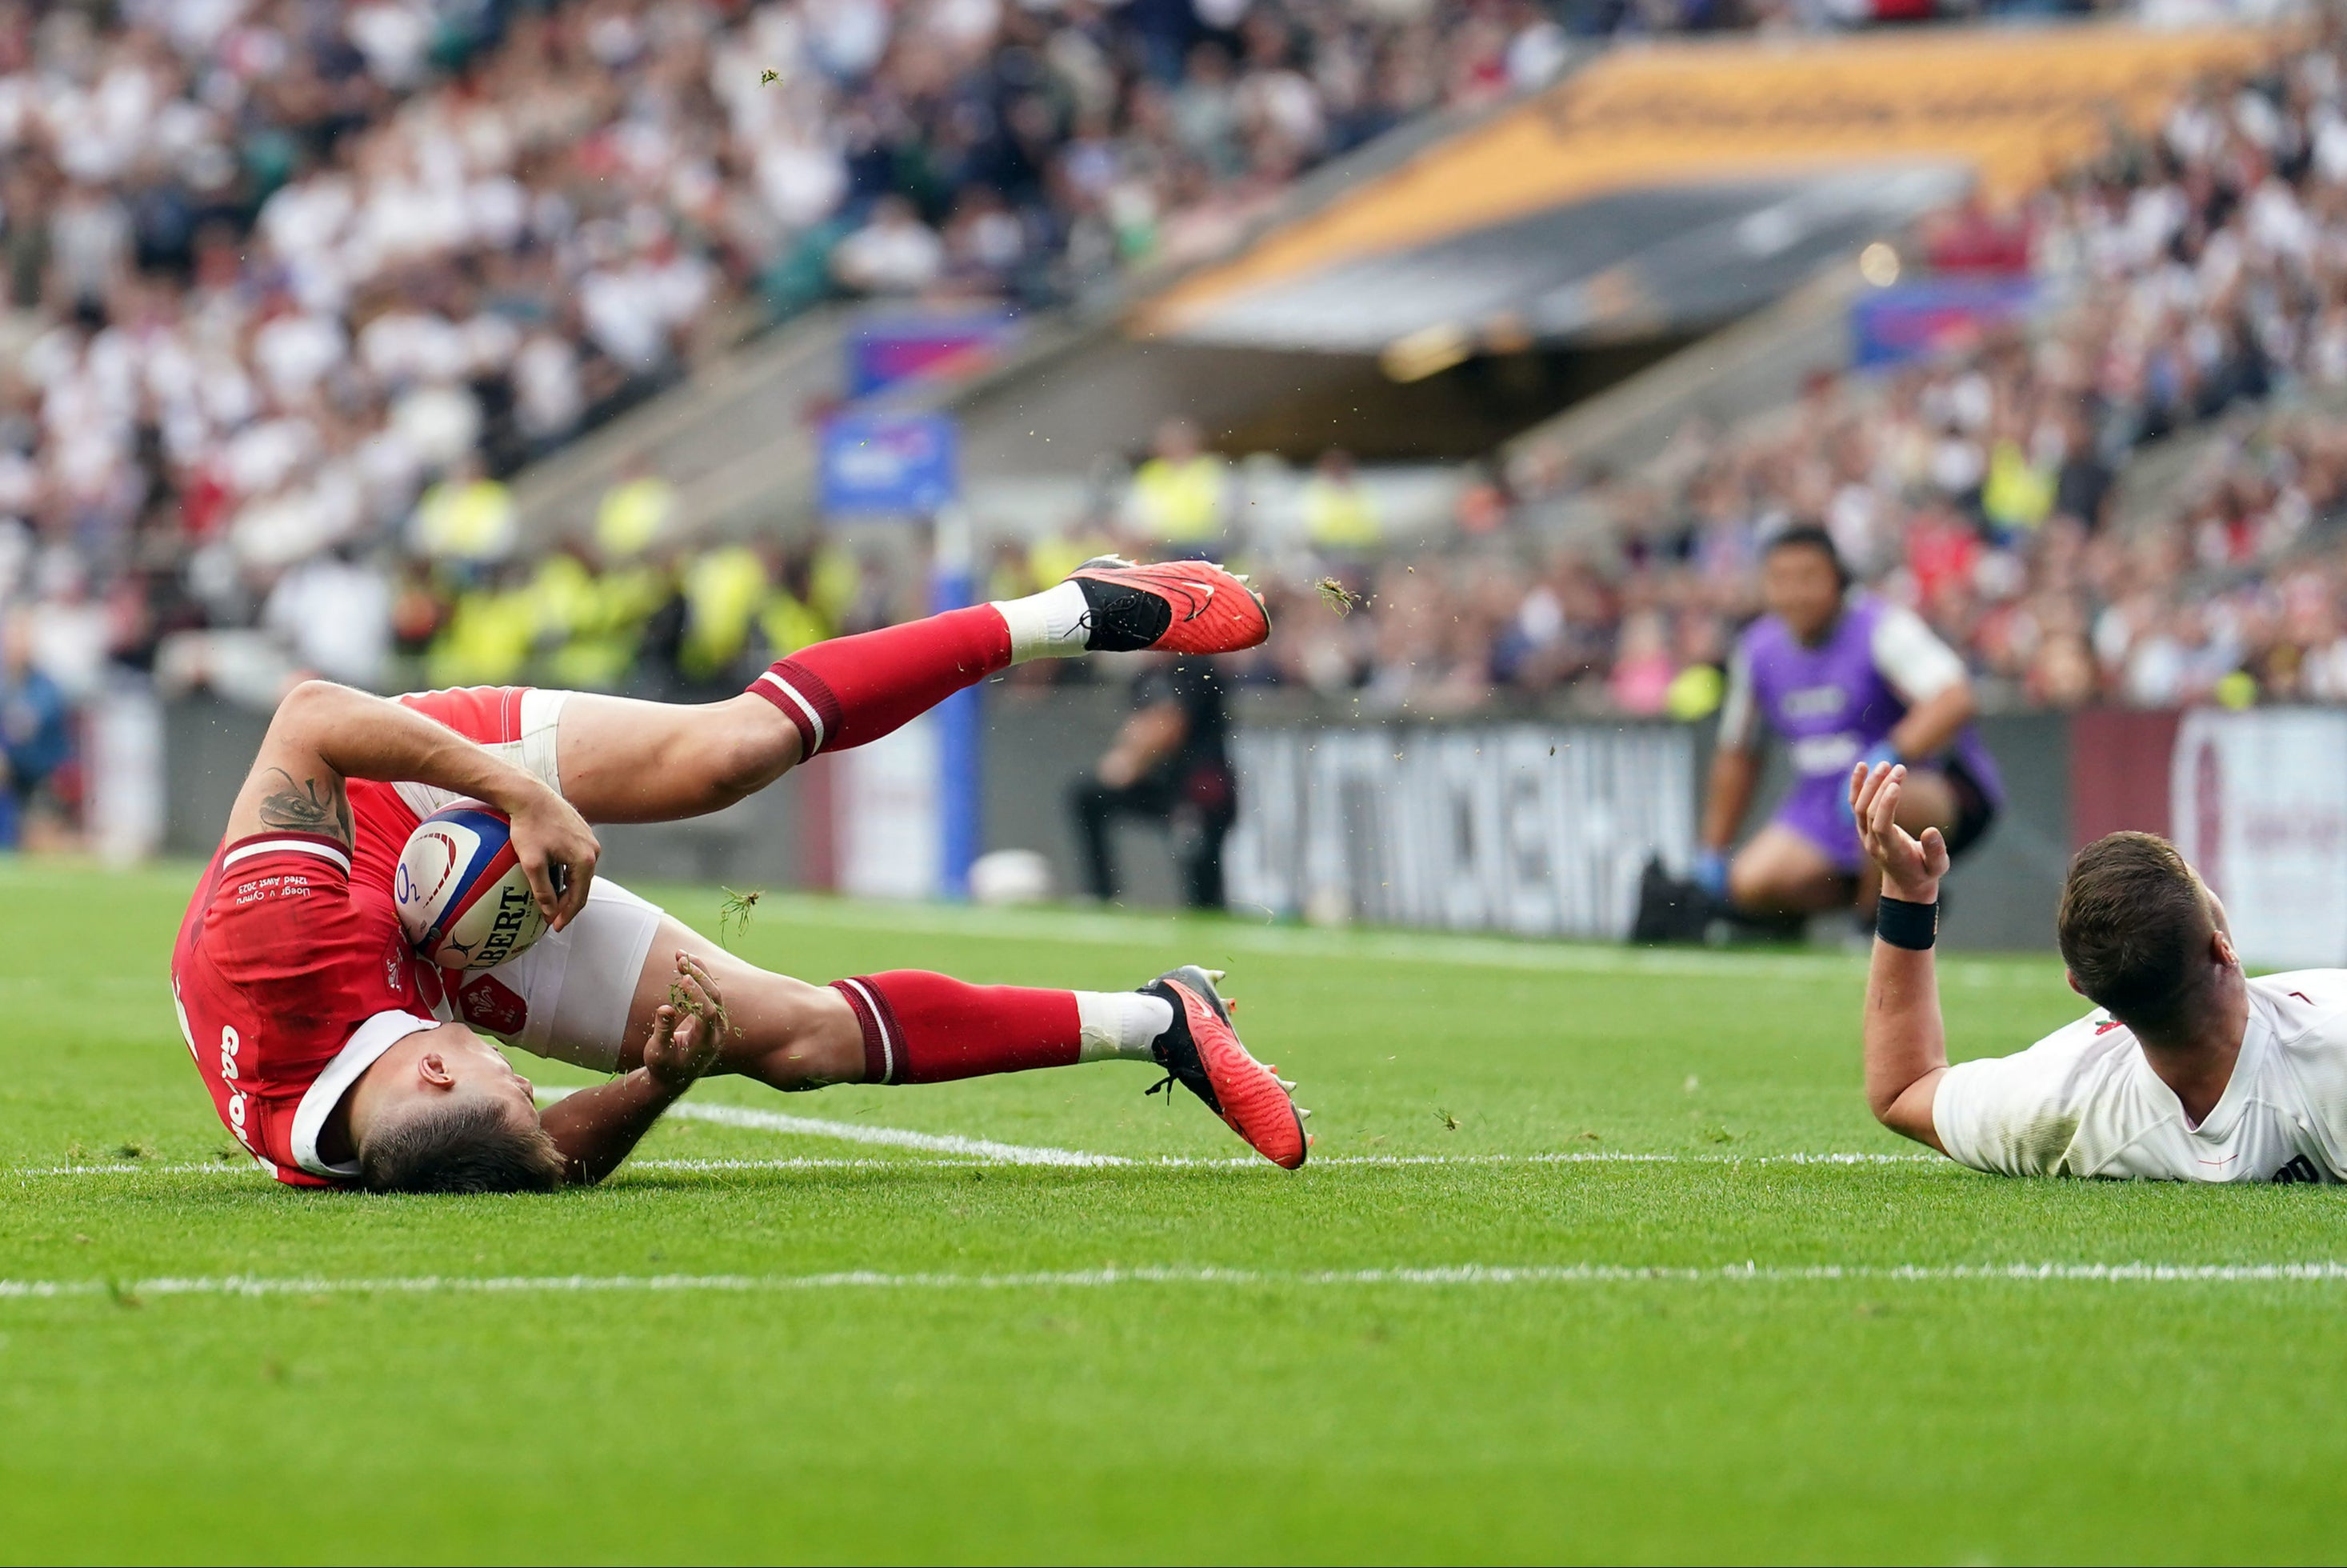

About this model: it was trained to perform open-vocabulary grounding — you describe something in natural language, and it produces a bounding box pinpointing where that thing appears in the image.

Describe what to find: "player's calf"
[742,560,1269,762]
[827,964,1307,1166]
[615,935,1309,1166]
[618,932,867,1089]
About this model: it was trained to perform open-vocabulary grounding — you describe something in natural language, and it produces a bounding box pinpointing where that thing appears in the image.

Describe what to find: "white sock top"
[1074,990,1176,1063]
[992,579,1091,664]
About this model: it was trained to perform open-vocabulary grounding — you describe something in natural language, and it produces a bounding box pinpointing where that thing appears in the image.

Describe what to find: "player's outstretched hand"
[644,951,727,1089]
[506,782,599,931]
[1849,760,1948,904]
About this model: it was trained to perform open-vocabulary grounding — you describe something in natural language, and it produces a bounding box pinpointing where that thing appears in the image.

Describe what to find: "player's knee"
[1725,855,1773,911]
[1892,774,1958,835]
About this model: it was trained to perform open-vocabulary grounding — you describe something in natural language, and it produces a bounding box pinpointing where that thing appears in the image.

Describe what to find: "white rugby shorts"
[394,686,664,1074]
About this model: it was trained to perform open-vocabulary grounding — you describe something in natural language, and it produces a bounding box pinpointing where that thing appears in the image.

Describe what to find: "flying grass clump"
[718,886,763,949]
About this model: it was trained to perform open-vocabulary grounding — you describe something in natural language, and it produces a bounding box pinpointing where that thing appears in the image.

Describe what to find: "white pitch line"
[6,1261,2347,1302]
[634,1098,1129,1166]
[1310,1150,1940,1168]
[617,1149,1945,1170]
[10,1162,257,1178]
[532,1086,1128,1166]
[6,1148,1941,1180]
[537,1086,1941,1170]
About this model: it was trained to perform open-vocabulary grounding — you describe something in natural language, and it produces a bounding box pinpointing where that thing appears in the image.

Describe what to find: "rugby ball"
[394,802,548,972]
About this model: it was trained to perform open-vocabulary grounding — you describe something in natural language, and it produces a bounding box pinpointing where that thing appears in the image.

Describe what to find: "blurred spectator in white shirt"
[264,549,393,690]
[833,197,946,297]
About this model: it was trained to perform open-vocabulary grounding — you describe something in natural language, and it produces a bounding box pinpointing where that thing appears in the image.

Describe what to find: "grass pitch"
[5,861,2347,1564]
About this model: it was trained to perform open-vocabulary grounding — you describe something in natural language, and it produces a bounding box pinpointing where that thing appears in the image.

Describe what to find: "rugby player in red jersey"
[171,559,1309,1193]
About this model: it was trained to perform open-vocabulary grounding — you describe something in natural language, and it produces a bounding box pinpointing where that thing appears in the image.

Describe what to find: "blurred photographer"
[1067,655,1234,909]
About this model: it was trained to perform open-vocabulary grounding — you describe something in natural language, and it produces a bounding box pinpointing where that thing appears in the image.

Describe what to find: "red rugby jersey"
[170,827,444,1186]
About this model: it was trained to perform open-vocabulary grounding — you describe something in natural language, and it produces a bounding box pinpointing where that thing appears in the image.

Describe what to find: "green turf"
[5,859,2346,1564]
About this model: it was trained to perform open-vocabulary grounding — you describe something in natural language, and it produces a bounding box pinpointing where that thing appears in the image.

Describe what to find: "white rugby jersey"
[1933,970,2347,1182]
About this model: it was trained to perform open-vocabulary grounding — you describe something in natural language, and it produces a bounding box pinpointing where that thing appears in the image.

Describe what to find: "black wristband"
[1876,895,1938,950]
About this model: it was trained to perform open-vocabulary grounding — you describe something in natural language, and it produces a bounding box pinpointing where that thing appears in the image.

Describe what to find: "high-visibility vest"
[1981,440,2053,533]
[758,588,831,659]
[680,546,769,678]
[540,555,663,691]
[427,587,536,687]
[1129,456,1226,542]
[596,477,675,560]
[412,479,517,562]
[1300,478,1381,549]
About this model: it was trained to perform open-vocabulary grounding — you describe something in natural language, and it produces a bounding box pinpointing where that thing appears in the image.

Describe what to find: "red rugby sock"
[831,970,1081,1085]
[746,606,1011,758]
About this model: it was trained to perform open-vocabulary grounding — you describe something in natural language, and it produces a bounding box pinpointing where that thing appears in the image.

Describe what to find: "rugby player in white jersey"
[1852,758,2347,1182]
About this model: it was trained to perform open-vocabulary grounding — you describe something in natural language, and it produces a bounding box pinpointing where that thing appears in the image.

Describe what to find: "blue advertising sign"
[847,311,1020,398]
[1850,277,2037,370]
[818,412,958,516]
[930,560,981,902]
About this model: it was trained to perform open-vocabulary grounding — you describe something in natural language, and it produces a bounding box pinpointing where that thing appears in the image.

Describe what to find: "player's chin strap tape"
[1876,896,1939,951]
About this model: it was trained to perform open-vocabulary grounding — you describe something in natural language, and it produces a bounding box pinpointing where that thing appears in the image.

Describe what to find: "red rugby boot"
[1143,965,1309,1169]
[1067,557,1269,655]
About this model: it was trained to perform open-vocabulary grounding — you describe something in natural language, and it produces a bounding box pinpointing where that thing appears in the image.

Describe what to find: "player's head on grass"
[350,1022,562,1194]
[2057,830,2241,1044]
[1761,525,1851,644]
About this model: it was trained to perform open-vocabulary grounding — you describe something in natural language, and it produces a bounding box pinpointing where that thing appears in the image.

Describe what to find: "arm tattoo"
[256,768,354,846]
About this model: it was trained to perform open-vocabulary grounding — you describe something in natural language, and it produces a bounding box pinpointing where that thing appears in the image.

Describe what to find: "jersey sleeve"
[1869,606,1968,707]
[1714,642,1761,750]
[1932,1014,2105,1176]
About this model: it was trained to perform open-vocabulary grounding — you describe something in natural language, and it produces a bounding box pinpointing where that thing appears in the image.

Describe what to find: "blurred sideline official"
[1067,656,1235,909]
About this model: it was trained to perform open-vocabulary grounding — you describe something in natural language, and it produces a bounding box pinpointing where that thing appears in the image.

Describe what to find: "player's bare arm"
[230,679,599,929]
[1852,760,1949,1152]
[1097,699,1188,788]
[1699,742,1758,859]
[1885,678,1977,766]
[540,952,730,1183]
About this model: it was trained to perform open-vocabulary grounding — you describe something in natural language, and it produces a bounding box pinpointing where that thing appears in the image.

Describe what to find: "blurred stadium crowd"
[0,0,1613,831]
[0,0,2306,844]
[1093,17,2347,719]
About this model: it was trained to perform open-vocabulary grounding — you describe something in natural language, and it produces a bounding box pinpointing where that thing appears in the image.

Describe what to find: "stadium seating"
[2,2,2341,847]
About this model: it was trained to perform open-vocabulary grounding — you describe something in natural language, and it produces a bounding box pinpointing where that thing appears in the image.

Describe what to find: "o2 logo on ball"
[395,831,459,915]
[394,802,549,972]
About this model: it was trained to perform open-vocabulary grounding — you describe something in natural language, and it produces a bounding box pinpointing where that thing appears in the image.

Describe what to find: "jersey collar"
[290,1010,442,1180]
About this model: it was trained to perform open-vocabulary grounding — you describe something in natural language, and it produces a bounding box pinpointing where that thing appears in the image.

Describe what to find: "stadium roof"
[1134,23,2268,365]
